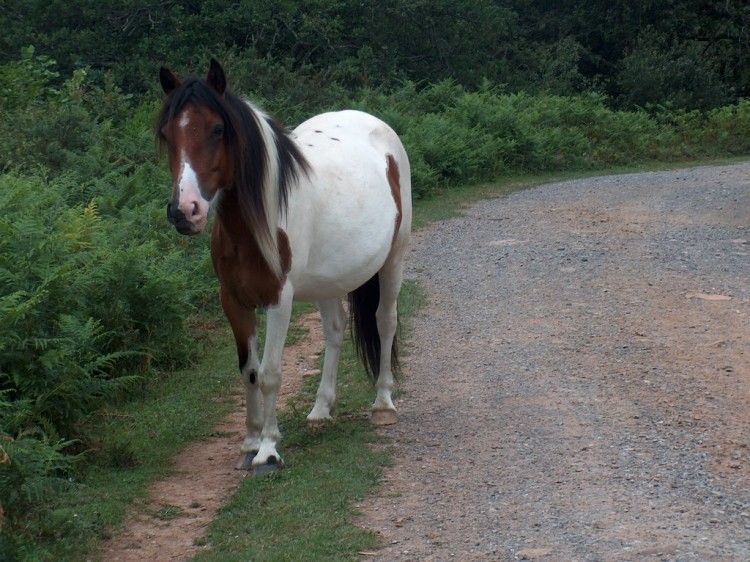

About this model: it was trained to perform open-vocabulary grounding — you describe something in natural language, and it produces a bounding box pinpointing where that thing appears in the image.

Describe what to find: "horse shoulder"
[211,217,289,309]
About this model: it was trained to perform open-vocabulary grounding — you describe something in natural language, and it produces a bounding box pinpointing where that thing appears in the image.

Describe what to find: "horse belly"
[288,187,398,301]
[291,246,391,302]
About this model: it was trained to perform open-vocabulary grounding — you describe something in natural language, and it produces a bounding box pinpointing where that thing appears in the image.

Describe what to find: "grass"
[50,283,422,561]
[42,303,312,560]
[194,420,387,561]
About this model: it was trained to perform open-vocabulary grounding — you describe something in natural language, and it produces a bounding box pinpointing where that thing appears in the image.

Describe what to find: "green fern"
[0,427,77,561]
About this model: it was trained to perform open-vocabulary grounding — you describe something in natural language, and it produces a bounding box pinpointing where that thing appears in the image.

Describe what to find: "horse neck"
[215,189,260,249]
[232,107,289,279]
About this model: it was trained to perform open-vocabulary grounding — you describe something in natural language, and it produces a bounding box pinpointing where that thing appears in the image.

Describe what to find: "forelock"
[157,77,233,137]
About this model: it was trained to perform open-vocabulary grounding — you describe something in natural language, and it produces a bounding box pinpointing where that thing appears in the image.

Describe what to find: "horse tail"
[348,273,399,381]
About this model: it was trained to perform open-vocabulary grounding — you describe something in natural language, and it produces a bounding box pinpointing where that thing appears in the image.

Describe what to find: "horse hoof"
[371,409,398,426]
[236,451,257,471]
[307,416,333,428]
[253,457,283,477]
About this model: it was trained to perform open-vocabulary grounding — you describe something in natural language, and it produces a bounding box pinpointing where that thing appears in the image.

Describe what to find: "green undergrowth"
[356,83,750,199]
[34,284,423,562]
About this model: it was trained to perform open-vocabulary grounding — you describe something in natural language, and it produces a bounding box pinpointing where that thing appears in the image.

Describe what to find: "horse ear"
[207,59,227,95]
[160,67,181,95]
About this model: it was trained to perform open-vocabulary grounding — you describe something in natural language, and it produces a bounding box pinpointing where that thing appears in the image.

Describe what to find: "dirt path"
[100,313,324,561]
[357,163,750,561]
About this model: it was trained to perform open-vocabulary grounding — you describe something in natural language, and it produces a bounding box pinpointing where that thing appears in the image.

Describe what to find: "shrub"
[616,27,729,111]
[403,113,504,192]
[683,100,750,156]
[354,84,750,197]
[0,55,215,556]
[0,429,77,560]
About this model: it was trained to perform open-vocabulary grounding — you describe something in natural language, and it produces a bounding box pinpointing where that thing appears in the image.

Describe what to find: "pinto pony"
[157,60,411,473]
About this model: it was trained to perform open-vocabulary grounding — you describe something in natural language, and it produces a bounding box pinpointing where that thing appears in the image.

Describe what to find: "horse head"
[157,59,233,235]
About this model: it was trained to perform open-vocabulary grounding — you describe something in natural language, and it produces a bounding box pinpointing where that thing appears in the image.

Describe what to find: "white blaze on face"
[175,115,211,233]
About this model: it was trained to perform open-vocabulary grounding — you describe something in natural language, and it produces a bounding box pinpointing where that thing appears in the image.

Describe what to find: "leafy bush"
[0,53,216,559]
[354,83,750,197]
[403,113,503,188]
[0,48,135,177]
[616,27,729,111]
[0,430,77,560]
[679,101,750,156]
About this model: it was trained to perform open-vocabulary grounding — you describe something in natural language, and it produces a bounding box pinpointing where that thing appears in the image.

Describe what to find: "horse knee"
[258,366,281,394]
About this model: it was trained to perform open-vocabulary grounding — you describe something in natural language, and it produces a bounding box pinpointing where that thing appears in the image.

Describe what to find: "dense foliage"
[0,49,214,559]
[358,81,750,197]
[2,1,750,111]
[2,3,750,560]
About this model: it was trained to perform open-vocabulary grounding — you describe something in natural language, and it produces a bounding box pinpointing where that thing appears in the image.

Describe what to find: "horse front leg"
[253,282,293,473]
[220,289,263,470]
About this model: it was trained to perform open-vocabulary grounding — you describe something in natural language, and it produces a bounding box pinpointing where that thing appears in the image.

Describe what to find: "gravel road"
[357,163,750,561]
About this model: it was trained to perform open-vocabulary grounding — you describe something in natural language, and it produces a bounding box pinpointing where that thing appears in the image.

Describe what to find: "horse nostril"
[191,202,199,216]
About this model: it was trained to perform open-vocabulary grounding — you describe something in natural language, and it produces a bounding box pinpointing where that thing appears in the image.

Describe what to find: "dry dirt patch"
[99,312,323,562]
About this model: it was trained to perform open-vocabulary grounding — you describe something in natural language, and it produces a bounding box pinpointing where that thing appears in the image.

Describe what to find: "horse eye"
[210,124,224,139]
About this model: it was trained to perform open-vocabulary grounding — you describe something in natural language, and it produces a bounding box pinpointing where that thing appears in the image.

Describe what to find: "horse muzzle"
[166,201,205,236]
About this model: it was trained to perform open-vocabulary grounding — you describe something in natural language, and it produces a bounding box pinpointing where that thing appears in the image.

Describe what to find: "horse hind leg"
[371,259,405,426]
[307,297,347,424]
[370,149,410,425]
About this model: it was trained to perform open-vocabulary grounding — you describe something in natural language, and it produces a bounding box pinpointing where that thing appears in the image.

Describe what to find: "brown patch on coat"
[386,154,403,249]
[211,190,290,311]
[218,284,257,373]
[210,189,292,375]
